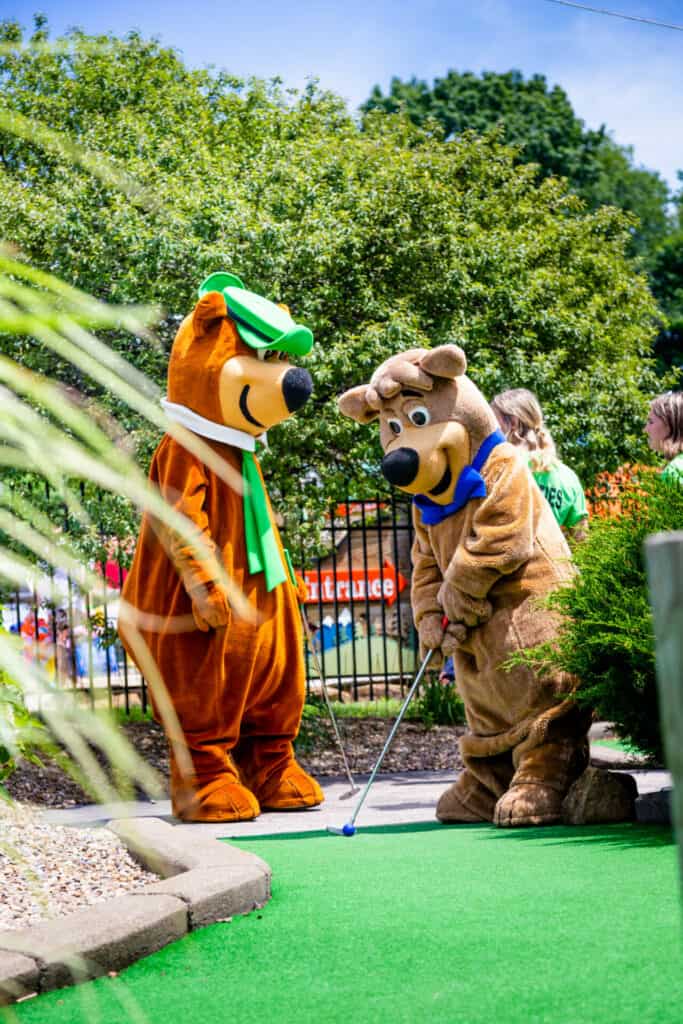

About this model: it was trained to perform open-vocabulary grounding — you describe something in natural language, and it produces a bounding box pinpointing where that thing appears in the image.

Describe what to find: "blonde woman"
[644,391,683,484]
[491,388,589,541]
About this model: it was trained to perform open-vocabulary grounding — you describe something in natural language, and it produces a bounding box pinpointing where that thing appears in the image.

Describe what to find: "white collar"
[161,399,267,451]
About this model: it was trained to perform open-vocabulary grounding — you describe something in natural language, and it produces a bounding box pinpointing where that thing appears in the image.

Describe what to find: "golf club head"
[326,824,356,836]
[339,786,361,800]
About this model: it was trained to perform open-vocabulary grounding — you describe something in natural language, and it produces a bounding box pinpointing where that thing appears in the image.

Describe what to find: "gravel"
[296,717,466,776]
[0,802,159,932]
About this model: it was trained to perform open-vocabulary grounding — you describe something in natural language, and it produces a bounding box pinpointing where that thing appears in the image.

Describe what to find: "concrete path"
[40,757,672,839]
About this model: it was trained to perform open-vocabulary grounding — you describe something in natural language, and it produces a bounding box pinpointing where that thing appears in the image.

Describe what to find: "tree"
[0,21,673,550]
[648,178,683,373]
[362,70,672,257]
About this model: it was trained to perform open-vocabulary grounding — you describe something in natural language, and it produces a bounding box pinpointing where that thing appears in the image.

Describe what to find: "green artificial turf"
[9,823,682,1024]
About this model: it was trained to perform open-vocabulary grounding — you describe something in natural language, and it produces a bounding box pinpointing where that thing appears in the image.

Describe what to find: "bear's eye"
[408,406,431,427]
[387,419,403,436]
[278,351,289,362]
[260,349,279,362]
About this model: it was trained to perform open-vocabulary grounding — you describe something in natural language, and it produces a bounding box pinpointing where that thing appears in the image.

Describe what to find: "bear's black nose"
[381,448,419,487]
[282,367,313,412]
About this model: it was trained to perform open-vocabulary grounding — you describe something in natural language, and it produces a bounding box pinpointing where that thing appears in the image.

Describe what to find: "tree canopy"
[648,185,683,373]
[0,21,673,545]
[362,70,672,257]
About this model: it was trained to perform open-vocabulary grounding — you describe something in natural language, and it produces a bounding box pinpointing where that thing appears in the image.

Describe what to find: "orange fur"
[119,292,322,820]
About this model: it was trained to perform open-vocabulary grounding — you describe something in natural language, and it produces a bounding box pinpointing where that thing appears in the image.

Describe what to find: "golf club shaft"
[347,645,437,828]
[301,611,358,793]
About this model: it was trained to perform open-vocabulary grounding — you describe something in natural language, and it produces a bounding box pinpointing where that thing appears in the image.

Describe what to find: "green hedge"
[518,473,683,762]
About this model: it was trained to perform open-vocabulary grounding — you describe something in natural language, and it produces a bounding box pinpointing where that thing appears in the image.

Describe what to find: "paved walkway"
[41,744,672,839]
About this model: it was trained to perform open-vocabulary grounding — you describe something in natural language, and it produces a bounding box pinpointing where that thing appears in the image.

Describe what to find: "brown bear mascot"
[339,345,591,827]
[119,272,323,822]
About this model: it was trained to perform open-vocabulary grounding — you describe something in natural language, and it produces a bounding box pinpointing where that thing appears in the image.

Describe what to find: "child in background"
[491,388,588,542]
[644,391,683,484]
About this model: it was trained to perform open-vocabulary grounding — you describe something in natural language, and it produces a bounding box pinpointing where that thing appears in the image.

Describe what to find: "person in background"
[491,388,589,542]
[439,655,455,686]
[644,391,683,484]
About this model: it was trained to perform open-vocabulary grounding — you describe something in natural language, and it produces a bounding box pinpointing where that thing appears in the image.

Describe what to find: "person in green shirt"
[491,388,589,542]
[644,391,683,483]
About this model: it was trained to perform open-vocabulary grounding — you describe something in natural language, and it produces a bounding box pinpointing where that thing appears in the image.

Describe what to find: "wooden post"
[644,530,683,900]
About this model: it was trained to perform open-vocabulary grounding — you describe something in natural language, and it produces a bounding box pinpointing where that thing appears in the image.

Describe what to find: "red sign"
[303,561,407,606]
[332,502,387,520]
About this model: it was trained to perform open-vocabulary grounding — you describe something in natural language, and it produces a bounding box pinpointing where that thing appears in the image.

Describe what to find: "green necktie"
[242,450,286,592]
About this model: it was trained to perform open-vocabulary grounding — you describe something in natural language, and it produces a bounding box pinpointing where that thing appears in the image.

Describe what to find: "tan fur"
[339,344,591,827]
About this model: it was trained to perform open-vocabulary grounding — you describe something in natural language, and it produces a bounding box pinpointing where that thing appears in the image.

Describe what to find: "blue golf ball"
[342,823,356,836]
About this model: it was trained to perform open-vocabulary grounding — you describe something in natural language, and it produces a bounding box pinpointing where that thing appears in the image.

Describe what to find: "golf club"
[283,549,358,798]
[327,617,448,836]
[300,610,359,799]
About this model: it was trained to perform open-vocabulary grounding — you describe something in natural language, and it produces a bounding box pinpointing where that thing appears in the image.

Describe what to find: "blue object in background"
[441,656,455,682]
[319,622,352,651]
[74,639,118,677]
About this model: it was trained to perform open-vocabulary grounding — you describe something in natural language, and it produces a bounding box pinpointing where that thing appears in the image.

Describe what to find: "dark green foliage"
[0,663,52,783]
[518,474,683,762]
[362,69,672,257]
[649,228,683,373]
[293,700,330,755]
[412,677,465,728]
[363,70,606,188]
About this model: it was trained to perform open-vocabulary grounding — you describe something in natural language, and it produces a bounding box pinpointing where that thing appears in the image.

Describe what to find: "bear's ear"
[192,291,228,339]
[419,344,467,379]
[338,385,379,424]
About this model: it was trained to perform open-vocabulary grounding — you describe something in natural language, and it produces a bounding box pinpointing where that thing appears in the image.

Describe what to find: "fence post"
[644,530,683,901]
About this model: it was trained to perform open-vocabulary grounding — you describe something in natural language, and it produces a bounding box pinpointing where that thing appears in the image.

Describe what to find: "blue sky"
[4,0,683,193]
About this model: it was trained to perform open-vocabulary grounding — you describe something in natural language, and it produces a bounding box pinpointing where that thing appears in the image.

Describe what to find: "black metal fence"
[297,496,418,701]
[3,493,420,712]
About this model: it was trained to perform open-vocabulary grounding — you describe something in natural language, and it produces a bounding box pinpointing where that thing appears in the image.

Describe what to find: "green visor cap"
[198,271,313,356]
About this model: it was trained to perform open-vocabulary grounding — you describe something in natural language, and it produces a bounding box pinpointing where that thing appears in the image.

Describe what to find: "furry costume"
[119,276,323,822]
[339,345,590,827]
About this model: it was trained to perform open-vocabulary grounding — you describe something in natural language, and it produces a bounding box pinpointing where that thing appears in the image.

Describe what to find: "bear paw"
[255,762,324,811]
[172,775,260,823]
[436,781,489,824]
[494,784,563,828]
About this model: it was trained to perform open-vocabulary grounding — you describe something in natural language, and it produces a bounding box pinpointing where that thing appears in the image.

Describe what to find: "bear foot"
[494,784,563,828]
[254,761,324,811]
[172,775,260,823]
[436,781,488,824]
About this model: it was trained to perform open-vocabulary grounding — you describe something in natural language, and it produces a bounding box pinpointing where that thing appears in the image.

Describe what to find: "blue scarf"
[413,429,506,526]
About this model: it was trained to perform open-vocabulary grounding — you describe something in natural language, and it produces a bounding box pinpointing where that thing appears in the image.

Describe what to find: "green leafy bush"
[518,473,683,762]
[412,678,465,728]
[0,658,51,786]
[293,701,330,755]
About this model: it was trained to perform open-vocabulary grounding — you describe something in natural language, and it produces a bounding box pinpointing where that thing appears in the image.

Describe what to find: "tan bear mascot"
[339,345,591,827]
[119,272,323,822]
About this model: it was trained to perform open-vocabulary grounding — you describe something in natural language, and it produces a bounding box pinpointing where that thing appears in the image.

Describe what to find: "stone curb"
[0,817,271,1006]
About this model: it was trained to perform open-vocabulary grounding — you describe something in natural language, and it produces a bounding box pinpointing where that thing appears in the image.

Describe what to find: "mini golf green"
[9,822,682,1024]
